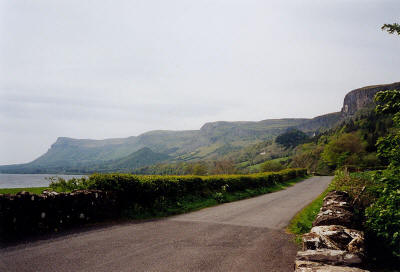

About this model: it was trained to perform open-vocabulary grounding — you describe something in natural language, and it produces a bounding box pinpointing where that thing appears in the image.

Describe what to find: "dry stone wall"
[0,190,118,239]
[295,191,370,272]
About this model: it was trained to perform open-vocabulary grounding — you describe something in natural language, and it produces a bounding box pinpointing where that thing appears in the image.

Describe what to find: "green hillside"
[86,147,171,173]
[3,82,397,175]
[0,118,312,174]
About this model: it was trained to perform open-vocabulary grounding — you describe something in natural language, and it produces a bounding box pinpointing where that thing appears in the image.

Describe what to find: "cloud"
[0,0,399,164]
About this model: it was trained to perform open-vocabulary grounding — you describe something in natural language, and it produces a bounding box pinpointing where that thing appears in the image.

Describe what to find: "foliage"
[290,143,330,175]
[260,160,285,172]
[185,162,208,175]
[376,134,400,168]
[332,170,381,209]
[289,104,392,174]
[375,90,400,168]
[375,90,400,116]
[50,169,307,210]
[276,129,309,149]
[382,23,400,35]
[123,175,307,219]
[321,133,366,167]
[210,160,238,174]
[330,89,400,262]
[364,170,400,260]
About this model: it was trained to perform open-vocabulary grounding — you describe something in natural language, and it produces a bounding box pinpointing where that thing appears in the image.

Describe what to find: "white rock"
[295,260,369,271]
[296,249,362,265]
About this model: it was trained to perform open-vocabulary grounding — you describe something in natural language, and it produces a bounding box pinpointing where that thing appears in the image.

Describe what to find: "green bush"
[50,169,307,208]
[332,170,382,208]
[364,169,400,260]
[333,169,400,261]
[260,160,285,172]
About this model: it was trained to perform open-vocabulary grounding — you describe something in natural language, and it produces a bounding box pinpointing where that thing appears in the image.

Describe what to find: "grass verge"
[124,175,310,219]
[287,181,334,244]
[0,187,48,195]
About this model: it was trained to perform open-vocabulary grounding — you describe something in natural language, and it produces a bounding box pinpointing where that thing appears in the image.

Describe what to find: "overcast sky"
[0,0,399,165]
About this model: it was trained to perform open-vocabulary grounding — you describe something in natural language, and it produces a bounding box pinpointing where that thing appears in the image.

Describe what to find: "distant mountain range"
[1,82,399,174]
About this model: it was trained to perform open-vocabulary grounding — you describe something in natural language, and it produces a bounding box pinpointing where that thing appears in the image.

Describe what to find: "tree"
[321,133,366,167]
[192,163,208,175]
[211,160,237,174]
[374,90,400,168]
[275,129,309,149]
[291,143,330,174]
[261,160,284,172]
[382,23,400,35]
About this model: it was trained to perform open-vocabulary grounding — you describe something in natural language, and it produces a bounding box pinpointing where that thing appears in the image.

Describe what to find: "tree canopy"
[275,129,309,149]
[381,23,400,35]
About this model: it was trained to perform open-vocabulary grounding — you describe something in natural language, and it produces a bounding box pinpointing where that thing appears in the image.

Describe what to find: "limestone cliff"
[341,82,400,116]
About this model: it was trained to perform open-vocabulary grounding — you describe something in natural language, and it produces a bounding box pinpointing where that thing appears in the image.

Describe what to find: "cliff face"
[341,82,400,116]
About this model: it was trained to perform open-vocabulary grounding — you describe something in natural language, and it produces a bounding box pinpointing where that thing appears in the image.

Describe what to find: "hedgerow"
[50,168,306,208]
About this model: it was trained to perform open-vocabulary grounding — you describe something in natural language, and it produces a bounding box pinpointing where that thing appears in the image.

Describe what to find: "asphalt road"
[0,176,332,272]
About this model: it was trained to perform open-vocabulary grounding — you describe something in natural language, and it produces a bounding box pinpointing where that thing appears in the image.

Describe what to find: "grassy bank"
[0,187,48,195]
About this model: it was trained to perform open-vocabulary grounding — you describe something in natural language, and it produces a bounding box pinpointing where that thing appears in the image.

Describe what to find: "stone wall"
[0,190,118,239]
[295,191,369,272]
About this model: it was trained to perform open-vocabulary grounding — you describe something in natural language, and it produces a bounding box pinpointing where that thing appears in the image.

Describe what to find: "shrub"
[260,160,285,172]
[332,170,382,208]
[50,169,307,209]
[333,169,400,261]
[364,169,400,260]
[321,133,366,168]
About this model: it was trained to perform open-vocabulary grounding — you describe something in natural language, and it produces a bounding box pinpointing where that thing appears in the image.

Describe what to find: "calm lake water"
[0,174,86,188]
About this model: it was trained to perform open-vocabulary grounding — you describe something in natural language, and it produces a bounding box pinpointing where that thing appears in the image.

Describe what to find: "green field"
[0,187,48,195]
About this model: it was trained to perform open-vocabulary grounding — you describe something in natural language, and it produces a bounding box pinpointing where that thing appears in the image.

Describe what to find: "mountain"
[296,112,342,133]
[1,81,399,174]
[89,147,171,173]
[0,119,310,173]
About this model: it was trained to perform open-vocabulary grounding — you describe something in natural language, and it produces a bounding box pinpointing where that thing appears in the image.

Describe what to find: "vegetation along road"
[0,176,332,272]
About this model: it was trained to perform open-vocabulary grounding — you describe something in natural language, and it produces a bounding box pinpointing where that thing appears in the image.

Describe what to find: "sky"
[0,0,399,165]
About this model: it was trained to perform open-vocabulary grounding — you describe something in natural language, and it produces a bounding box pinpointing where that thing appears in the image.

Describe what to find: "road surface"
[0,176,332,272]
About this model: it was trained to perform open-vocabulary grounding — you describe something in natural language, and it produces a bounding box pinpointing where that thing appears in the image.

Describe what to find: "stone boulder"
[303,225,365,255]
[296,249,362,266]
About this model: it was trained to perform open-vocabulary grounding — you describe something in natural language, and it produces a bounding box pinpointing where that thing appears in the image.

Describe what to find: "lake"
[0,173,86,188]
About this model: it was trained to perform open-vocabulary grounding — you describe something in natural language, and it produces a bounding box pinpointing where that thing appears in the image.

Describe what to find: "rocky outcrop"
[341,82,400,116]
[295,191,369,271]
[0,190,118,239]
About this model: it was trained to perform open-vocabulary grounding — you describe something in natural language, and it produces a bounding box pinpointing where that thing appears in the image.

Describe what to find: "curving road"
[0,176,332,272]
